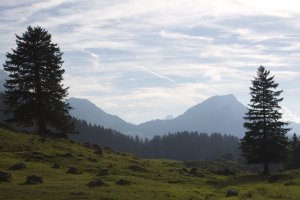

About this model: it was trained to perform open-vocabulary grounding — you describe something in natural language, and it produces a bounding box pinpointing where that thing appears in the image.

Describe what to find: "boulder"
[87,178,106,187]
[129,165,148,172]
[0,171,11,182]
[215,168,236,176]
[116,179,131,185]
[189,168,205,177]
[66,166,81,174]
[87,158,97,163]
[91,144,101,150]
[10,162,26,170]
[190,167,197,174]
[98,168,109,176]
[52,163,60,169]
[181,168,188,173]
[26,175,43,184]
[94,149,103,155]
[226,189,238,197]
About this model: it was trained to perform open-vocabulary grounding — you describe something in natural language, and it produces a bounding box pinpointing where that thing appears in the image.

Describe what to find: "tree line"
[72,118,240,160]
[72,118,300,166]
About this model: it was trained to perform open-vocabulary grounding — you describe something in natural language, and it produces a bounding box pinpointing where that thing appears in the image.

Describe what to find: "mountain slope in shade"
[67,97,138,135]
[137,94,247,137]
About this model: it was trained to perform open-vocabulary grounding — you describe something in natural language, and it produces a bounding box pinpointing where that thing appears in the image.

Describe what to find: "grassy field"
[0,127,300,200]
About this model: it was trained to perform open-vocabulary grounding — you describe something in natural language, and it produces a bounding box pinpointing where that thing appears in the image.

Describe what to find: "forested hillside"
[72,119,240,160]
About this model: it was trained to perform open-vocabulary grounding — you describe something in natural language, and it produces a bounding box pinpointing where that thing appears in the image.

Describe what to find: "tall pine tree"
[3,26,74,136]
[241,66,289,174]
[288,133,300,169]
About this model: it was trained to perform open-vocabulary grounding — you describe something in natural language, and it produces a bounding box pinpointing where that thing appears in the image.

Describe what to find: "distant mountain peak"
[164,115,174,120]
[67,97,137,135]
[203,94,238,104]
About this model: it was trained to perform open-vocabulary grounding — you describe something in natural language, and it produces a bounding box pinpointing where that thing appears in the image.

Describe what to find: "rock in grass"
[98,168,109,176]
[116,179,131,185]
[10,162,26,170]
[26,175,43,184]
[213,168,236,176]
[0,171,11,182]
[189,167,205,177]
[129,165,148,172]
[52,163,60,169]
[94,148,103,155]
[66,166,82,174]
[88,178,106,187]
[91,144,101,150]
[226,189,238,197]
[87,157,98,163]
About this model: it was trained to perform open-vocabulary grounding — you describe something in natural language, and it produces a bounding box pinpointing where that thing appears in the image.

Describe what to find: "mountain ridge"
[68,94,248,137]
[68,94,300,138]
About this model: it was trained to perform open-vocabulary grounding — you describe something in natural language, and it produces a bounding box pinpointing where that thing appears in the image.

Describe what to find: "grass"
[0,127,300,200]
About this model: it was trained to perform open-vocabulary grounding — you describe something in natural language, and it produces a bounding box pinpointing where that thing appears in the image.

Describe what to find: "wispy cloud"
[1,0,300,123]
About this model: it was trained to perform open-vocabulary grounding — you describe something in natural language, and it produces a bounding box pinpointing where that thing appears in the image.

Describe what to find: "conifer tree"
[3,26,74,136]
[289,133,300,169]
[241,66,289,174]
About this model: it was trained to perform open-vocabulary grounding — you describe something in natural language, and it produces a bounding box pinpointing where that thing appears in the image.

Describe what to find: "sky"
[1,0,300,124]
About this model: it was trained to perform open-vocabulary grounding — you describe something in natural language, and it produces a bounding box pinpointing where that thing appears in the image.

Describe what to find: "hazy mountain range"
[0,69,299,138]
[68,94,300,138]
[68,94,247,137]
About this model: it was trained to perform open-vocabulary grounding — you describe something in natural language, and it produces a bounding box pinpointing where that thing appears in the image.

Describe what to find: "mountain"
[137,94,247,137]
[67,97,138,135]
[69,94,300,138]
[68,94,247,137]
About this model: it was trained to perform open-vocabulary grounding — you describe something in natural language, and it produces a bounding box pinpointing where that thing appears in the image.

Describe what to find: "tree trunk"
[263,162,269,174]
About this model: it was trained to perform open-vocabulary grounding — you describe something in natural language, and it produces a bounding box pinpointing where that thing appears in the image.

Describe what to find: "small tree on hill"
[241,66,289,174]
[288,133,300,169]
[3,26,74,136]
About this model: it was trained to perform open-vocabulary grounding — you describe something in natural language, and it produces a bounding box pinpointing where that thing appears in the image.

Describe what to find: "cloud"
[1,0,300,123]
[139,66,176,83]
[204,69,221,82]
[275,71,300,80]
[160,30,213,42]
[282,106,300,123]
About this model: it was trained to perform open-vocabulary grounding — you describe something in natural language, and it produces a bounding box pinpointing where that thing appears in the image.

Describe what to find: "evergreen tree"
[3,26,73,136]
[289,133,300,169]
[241,66,289,174]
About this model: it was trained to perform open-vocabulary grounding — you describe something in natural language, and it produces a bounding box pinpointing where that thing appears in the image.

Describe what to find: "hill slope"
[1,127,300,200]
[67,97,139,135]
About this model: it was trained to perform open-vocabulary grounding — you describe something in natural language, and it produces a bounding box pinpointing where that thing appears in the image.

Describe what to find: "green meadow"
[0,127,299,200]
